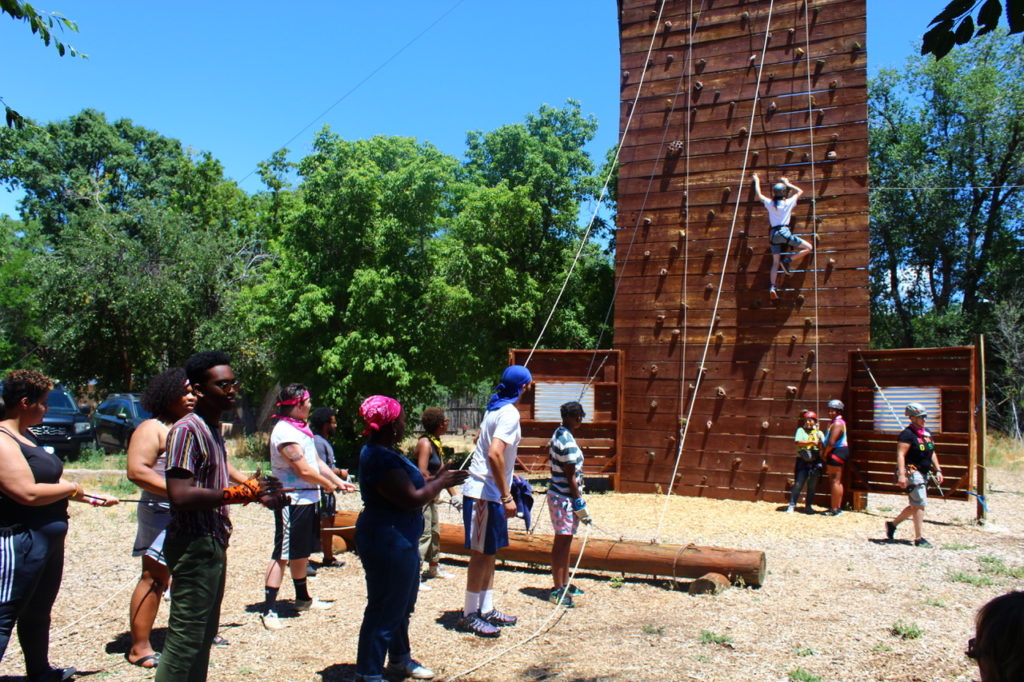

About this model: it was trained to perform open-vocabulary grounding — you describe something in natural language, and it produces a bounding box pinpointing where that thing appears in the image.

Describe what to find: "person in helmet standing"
[885,403,944,548]
[819,399,848,516]
[786,410,824,513]
[751,174,813,301]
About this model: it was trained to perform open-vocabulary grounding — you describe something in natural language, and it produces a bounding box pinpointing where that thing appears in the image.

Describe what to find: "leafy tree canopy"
[922,0,1024,59]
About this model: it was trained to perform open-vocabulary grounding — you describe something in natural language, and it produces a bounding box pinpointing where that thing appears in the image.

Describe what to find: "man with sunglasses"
[884,403,944,549]
[156,351,287,682]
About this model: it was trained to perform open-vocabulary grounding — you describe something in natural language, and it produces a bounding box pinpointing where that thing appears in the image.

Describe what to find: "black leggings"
[0,520,67,678]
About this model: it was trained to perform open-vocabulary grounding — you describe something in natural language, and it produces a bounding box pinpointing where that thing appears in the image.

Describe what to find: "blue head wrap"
[486,365,533,412]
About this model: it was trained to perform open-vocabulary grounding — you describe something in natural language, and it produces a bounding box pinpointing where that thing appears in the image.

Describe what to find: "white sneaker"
[785,505,794,513]
[418,579,432,592]
[260,611,287,630]
[386,659,435,680]
[295,597,333,611]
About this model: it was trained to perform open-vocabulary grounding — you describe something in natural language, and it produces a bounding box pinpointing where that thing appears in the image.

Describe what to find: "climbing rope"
[802,0,822,413]
[654,0,779,540]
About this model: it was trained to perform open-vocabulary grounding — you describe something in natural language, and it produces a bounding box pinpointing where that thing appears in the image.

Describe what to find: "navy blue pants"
[355,515,421,677]
[0,520,68,679]
[789,459,822,508]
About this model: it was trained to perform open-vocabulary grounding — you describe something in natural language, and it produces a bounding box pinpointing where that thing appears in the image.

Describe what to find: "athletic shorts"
[546,491,579,536]
[770,225,803,254]
[908,470,928,508]
[463,497,509,556]
[272,502,318,561]
[827,446,849,467]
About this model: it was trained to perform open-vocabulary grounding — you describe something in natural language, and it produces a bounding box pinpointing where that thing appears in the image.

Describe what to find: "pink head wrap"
[275,390,310,407]
[359,395,403,436]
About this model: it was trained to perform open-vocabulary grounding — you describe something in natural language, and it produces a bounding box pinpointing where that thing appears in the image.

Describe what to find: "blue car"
[92,393,152,453]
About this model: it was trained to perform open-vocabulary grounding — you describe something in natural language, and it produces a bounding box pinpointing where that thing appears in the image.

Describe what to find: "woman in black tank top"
[415,407,459,584]
[0,370,117,681]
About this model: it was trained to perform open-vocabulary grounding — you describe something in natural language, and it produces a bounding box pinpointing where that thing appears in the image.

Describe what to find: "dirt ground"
[3,462,1020,682]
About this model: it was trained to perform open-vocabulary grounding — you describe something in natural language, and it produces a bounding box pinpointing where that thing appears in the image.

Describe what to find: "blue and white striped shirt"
[548,426,584,496]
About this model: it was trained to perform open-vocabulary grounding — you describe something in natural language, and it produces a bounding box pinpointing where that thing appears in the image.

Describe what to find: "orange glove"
[222,477,261,505]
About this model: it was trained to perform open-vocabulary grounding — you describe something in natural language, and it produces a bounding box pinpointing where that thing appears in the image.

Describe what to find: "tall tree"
[869,31,1024,348]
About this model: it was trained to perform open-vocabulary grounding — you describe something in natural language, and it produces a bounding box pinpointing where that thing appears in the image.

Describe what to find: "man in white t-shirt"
[260,384,353,630]
[457,365,532,638]
[752,174,812,301]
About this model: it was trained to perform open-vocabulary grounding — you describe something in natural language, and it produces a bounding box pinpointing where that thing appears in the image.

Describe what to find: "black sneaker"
[567,583,585,596]
[29,668,76,682]
[914,537,933,548]
[456,612,500,638]
[885,521,897,540]
[481,608,517,627]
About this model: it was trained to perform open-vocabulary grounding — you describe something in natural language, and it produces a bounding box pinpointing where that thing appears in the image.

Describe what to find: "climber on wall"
[752,174,813,301]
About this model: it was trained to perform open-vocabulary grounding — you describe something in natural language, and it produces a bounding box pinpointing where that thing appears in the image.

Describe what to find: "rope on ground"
[654,0,779,541]
[443,525,592,681]
[50,578,136,640]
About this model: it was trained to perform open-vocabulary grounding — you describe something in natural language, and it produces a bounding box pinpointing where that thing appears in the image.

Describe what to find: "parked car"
[92,393,151,453]
[27,385,94,460]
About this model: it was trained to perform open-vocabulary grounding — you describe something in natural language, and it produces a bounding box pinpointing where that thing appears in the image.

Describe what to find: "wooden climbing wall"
[614,0,870,500]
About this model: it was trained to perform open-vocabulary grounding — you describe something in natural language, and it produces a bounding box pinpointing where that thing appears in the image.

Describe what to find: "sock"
[480,589,494,615]
[264,586,279,614]
[294,577,311,602]
[463,591,480,616]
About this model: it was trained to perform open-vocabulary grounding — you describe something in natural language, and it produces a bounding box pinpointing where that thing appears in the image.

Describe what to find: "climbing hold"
[803,367,813,375]
[706,248,715,256]
[666,54,675,62]
[790,335,797,342]
[714,314,721,323]
[643,250,651,258]
[816,59,826,68]
[761,367,770,374]
[768,72,775,81]
[697,58,706,69]
[803,152,811,161]
[804,317,813,325]
[731,457,742,468]
[645,451,656,459]
[829,80,839,90]
[649,9,657,18]
[665,98,673,107]
[660,268,668,276]
[761,420,770,429]
[715,386,726,397]
[693,81,703,91]
[656,314,666,322]
[708,421,715,429]
[788,28,796,36]
[828,257,836,265]
[749,54,757,63]
[715,331,724,340]
[669,244,679,256]
[678,229,686,238]
[622,70,630,81]
[707,209,716,218]
[752,150,760,159]
[826,150,837,160]
[795,47,805,58]
[738,127,748,137]
[643,217,652,226]
[830,133,839,142]
[852,41,863,51]
[650,364,659,375]
[664,20,673,29]
[768,101,777,113]
[672,329,681,336]
[766,32,773,42]
[705,283,714,292]
[745,246,754,256]
[668,140,684,153]
[786,385,798,395]
[741,11,750,21]
[649,399,658,409]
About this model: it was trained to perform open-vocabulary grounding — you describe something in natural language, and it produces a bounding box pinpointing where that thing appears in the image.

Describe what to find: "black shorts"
[827,446,849,467]
[272,503,318,561]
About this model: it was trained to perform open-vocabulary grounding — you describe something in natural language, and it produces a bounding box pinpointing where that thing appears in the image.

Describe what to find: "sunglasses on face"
[212,379,241,390]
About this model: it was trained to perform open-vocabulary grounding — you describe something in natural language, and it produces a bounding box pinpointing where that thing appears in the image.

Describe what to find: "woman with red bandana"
[885,403,943,548]
[354,396,468,682]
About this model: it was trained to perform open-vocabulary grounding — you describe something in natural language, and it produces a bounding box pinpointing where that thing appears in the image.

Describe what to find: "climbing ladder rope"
[802,0,823,414]
[654,0,779,540]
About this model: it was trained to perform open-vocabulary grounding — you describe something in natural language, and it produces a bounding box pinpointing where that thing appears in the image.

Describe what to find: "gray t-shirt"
[313,434,335,469]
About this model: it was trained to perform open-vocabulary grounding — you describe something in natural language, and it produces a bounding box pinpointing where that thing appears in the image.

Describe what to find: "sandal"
[126,653,159,669]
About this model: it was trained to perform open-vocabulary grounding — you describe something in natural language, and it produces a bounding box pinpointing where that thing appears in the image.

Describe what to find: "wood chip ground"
[4,466,1020,681]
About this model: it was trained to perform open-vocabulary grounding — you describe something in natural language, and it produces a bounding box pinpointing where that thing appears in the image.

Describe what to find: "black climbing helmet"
[772,182,787,198]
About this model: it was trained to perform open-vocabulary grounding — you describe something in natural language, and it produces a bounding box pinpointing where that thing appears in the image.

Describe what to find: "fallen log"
[326,510,766,587]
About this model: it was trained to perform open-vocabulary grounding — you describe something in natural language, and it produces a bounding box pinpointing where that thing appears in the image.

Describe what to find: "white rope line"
[444,526,592,681]
[803,0,821,413]
[525,0,670,367]
[50,578,136,639]
[654,0,778,540]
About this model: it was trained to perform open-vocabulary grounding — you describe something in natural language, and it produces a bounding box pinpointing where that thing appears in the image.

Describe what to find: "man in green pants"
[156,351,285,682]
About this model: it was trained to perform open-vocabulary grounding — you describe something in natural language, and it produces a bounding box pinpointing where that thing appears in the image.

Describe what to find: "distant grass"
[793,646,817,657]
[890,620,923,640]
[788,669,821,682]
[979,555,1024,579]
[987,433,1024,468]
[642,624,665,636]
[65,448,126,469]
[940,543,976,551]
[96,475,138,498]
[922,597,947,608]
[608,575,625,589]
[872,642,893,653]
[949,571,996,587]
[699,630,733,646]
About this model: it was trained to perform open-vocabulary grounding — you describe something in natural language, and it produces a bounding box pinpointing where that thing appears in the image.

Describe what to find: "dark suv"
[27,385,94,459]
[93,393,151,453]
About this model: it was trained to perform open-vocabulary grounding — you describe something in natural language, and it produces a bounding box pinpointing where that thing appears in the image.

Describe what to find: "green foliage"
[922,0,1024,60]
[922,597,948,607]
[0,216,44,370]
[869,32,1024,350]
[979,555,1024,578]
[889,620,924,640]
[793,647,817,657]
[699,630,734,646]
[608,574,624,589]
[872,642,893,653]
[989,302,1024,440]
[97,475,138,498]
[787,669,821,682]
[948,571,996,586]
[0,0,85,59]
[939,542,976,550]
[641,624,665,636]
[63,448,126,470]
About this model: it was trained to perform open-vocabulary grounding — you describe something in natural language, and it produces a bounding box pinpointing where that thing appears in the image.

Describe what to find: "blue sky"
[0,1,939,217]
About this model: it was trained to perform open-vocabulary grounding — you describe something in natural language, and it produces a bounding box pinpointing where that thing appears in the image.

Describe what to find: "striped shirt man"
[166,412,232,546]
[548,425,584,496]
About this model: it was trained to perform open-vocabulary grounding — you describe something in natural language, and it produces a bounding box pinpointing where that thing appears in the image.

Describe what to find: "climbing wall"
[614,0,870,500]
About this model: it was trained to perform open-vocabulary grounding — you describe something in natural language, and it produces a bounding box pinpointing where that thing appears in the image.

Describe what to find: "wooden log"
[326,510,766,587]
[688,572,731,595]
